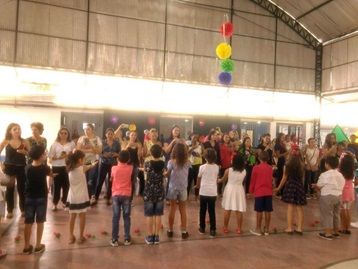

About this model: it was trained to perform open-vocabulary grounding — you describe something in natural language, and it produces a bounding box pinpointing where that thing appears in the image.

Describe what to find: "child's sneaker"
[250,228,263,236]
[198,227,205,234]
[110,239,119,247]
[124,237,132,246]
[319,232,333,240]
[210,230,216,238]
[22,245,33,255]
[181,231,189,239]
[264,227,270,236]
[332,233,340,239]
[153,235,160,244]
[145,235,154,245]
[34,244,45,254]
[167,230,174,238]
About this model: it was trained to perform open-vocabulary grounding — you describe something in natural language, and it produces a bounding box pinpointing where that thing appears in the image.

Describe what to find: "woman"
[163,125,187,204]
[274,133,290,197]
[304,138,321,199]
[27,122,47,164]
[257,133,273,166]
[202,130,221,167]
[229,130,240,153]
[143,128,163,163]
[218,132,233,196]
[123,131,142,201]
[76,123,103,205]
[238,137,256,194]
[95,128,121,206]
[186,132,203,201]
[320,133,337,173]
[0,123,30,218]
[48,127,76,211]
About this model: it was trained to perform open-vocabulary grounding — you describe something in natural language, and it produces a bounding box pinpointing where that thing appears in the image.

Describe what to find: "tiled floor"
[0,193,357,269]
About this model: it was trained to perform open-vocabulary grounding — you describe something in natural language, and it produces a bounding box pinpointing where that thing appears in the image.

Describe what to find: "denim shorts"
[254,195,273,213]
[24,197,47,224]
[168,189,187,201]
[144,201,164,216]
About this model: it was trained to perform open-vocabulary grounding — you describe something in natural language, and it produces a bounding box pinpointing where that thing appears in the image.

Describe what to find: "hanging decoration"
[110,115,119,125]
[231,123,238,130]
[216,15,235,87]
[148,117,156,125]
[198,119,205,127]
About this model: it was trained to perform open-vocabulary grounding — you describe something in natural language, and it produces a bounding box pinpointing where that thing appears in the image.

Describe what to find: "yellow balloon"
[216,43,232,59]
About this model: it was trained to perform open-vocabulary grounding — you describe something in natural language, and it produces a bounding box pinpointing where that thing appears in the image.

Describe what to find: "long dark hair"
[324,133,336,148]
[339,154,355,180]
[239,137,251,152]
[5,123,24,141]
[285,154,304,179]
[66,150,85,172]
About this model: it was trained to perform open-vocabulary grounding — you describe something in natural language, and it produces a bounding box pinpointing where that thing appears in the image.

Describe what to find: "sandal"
[222,227,229,234]
[0,249,7,258]
[294,229,303,235]
[77,236,86,244]
[68,236,76,244]
[235,228,242,235]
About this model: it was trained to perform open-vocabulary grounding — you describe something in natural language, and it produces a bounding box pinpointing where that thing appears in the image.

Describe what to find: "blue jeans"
[112,195,131,240]
[304,169,317,194]
[85,163,98,197]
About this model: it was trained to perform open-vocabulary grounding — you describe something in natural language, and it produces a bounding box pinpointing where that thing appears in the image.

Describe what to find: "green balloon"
[220,59,235,72]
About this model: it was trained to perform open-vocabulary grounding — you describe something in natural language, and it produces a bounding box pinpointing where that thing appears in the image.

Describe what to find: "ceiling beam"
[250,0,321,49]
[296,0,334,20]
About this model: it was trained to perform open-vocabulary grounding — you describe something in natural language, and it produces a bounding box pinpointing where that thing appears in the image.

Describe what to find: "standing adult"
[0,123,30,218]
[218,132,233,196]
[95,128,121,206]
[186,132,203,201]
[48,127,76,211]
[76,123,102,205]
[229,130,240,153]
[123,131,142,201]
[238,137,256,194]
[257,134,274,166]
[320,133,337,173]
[202,130,221,167]
[27,122,47,164]
[304,138,321,199]
[143,128,163,163]
[163,125,187,204]
[274,133,290,198]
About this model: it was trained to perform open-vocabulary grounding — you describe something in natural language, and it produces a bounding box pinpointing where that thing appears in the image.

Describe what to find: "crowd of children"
[0,122,357,257]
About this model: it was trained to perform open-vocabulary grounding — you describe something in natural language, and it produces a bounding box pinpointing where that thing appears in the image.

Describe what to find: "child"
[164,143,191,239]
[274,150,306,235]
[110,150,133,247]
[338,154,355,234]
[312,156,345,240]
[195,148,219,237]
[66,150,97,244]
[218,154,246,234]
[249,151,273,236]
[143,144,166,244]
[0,168,9,257]
[23,145,55,254]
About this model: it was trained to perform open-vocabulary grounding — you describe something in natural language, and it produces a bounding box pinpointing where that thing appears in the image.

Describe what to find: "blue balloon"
[218,72,232,86]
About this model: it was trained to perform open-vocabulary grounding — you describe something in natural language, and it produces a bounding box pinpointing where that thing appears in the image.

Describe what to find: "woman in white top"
[48,127,76,211]
[76,124,102,204]
[304,138,321,199]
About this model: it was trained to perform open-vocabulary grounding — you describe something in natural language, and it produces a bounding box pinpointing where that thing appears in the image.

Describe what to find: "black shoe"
[198,227,205,235]
[210,230,216,238]
[319,232,333,240]
[23,245,33,255]
[34,244,45,254]
[167,230,173,238]
[181,231,189,239]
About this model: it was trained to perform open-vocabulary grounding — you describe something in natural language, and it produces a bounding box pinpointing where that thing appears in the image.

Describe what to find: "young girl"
[338,154,355,234]
[274,150,306,234]
[218,154,246,234]
[66,150,98,244]
[195,148,220,238]
[164,143,191,239]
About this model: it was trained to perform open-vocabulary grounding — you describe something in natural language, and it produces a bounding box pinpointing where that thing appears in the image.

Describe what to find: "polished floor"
[0,192,357,269]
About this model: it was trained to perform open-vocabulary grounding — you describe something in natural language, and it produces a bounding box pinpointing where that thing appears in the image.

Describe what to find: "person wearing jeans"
[110,150,133,246]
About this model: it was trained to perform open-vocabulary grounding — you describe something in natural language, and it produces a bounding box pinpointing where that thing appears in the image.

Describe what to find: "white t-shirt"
[48,141,76,167]
[77,136,102,164]
[317,169,345,196]
[198,163,219,196]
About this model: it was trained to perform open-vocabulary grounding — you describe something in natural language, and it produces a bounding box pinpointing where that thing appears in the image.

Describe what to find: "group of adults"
[1,120,356,220]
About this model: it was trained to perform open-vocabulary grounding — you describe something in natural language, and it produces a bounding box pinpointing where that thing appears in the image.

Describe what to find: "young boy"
[23,145,54,254]
[249,151,273,236]
[312,156,345,240]
[195,148,220,238]
[110,150,133,247]
[143,144,165,244]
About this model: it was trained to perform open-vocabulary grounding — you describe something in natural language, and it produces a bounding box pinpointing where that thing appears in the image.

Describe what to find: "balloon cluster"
[216,20,234,86]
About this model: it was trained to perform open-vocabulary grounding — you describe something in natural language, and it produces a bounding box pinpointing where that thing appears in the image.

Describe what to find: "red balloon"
[219,22,234,37]
[148,117,156,125]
